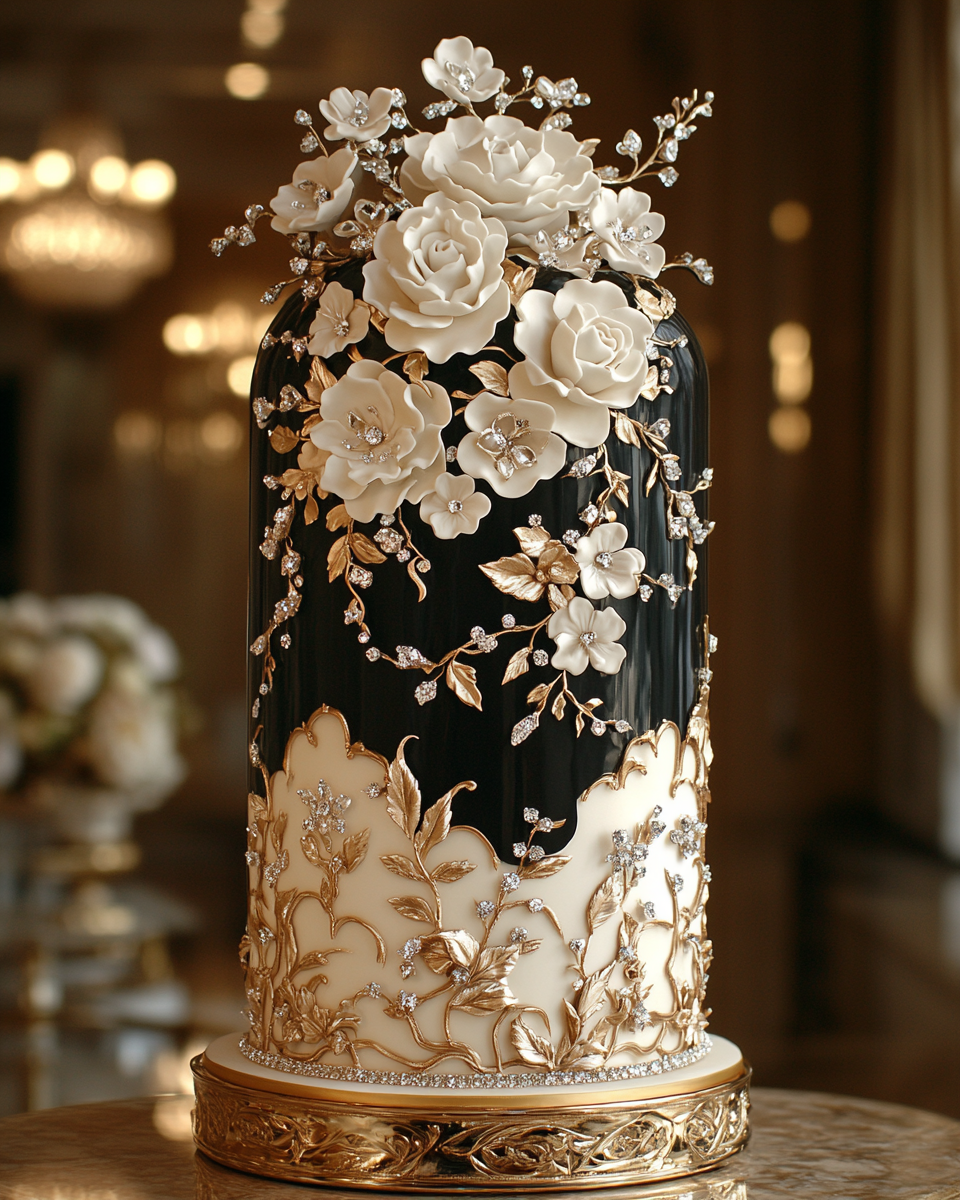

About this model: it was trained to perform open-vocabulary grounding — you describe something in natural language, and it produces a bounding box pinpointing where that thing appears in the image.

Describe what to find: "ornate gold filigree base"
[191,1051,751,1192]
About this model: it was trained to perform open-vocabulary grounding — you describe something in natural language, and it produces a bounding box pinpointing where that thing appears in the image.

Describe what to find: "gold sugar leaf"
[519,938,542,954]
[644,459,659,496]
[639,364,661,401]
[387,894,435,923]
[502,647,530,684]
[367,304,388,333]
[269,425,300,454]
[304,493,320,524]
[297,949,336,973]
[248,792,267,814]
[347,345,364,363]
[327,535,349,581]
[350,532,387,564]
[584,698,603,711]
[430,859,476,884]
[613,410,643,448]
[300,833,323,867]
[551,691,566,721]
[415,780,475,857]
[406,556,428,602]
[446,660,482,711]
[305,356,337,404]
[562,998,581,1043]
[452,389,476,401]
[479,554,543,603]
[419,929,479,975]
[380,853,422,881]
[301,413,321,435]
[450,979,515,1015]
[587,874,625,934]
[527,682,551,705]
[547,583,573,611]
[468,360,509,396]
[513,524,551,557]
[403,351,429,384]
[385,736,421,838]
[325,503,349,531]
[342,828,370,873]
[686,544,698,587]
[522,854,570,880]
[271,811,287,853]
[511,1015,555,1067]
[576,961,616,1024]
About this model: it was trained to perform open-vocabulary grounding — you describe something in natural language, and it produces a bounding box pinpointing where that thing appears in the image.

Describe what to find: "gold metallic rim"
[191,1054,751,1192]
[203,1044,745,1111]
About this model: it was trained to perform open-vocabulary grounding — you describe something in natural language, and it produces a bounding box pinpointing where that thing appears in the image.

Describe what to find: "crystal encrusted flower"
[588,187,666,277]
[421,36,505,104]
[306,282,369,358]
[457,394,566,498]
[574,522,646,599]
[269,149,359,234]
[362,194,509,363]
[510,279,655,446]
[320,87,394,143]
[310,360,451,522]
[419,472,491,539]
[400,115,600,250]
[547,596,627,676]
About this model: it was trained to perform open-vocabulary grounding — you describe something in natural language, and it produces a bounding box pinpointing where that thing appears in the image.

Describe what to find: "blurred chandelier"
[0,116,176,308]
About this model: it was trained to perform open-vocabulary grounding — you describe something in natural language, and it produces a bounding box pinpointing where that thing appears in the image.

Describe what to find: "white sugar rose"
[270,149,359,234]
[547,596,626,676]
[401,115,600,249]
[419,473,491,539]
[29,636,103,715]
[589,187,666,277]
[574,522,645,599]
[320,87,394,143]
[310,360,451,522]
[510,278,654,446]
[363,194,509,363]
[457,393,566,498]
[308,282,369,358]
[422,36,505,103]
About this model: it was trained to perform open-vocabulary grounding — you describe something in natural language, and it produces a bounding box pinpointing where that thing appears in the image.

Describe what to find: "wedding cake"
[193,36,749,1190]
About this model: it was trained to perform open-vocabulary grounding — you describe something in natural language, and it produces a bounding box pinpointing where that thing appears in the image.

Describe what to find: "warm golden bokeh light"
[769,321,813,403]
[0,157,21,200]
[225,62,270,100]
[200,411,244,455]
[31,148,74,189]
[127,160,177,205]
[770,199,811,242]
[227,354,257,396]
[768,404,812,453]
[242,9,283,46]
[88,155,129,198]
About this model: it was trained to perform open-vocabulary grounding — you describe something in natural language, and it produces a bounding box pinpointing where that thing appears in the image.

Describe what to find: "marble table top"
[0,1088,957,1199]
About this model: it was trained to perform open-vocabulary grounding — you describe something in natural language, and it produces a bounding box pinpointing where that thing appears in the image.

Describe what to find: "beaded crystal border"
[239,1032,711,1090]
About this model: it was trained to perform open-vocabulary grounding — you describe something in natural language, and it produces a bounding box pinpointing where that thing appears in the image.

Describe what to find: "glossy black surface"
[247,265,709,860]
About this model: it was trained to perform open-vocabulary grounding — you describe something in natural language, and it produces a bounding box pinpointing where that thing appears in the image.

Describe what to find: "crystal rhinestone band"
[239,1032,712,1090]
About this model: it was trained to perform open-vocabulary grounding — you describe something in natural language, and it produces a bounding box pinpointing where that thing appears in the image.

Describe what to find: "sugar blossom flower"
[310,360,451,522]
[401,115,600,249]
[457,394,566,498]
[306,282,369,358]
[320,87,394,143]
[269,149,359,234]
[574,522,645,599]
[547,596,627,676]
[419,473,491,539]
[588,187,666,277]
[510,279,654,446]
[362,194,509,363]
[421,36,505,103]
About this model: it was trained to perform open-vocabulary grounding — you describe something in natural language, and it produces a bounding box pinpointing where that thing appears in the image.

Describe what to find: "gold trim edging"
[191,1054,751,1192]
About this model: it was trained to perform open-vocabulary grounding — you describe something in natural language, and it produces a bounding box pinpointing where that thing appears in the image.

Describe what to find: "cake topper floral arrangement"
[218,36,715,751]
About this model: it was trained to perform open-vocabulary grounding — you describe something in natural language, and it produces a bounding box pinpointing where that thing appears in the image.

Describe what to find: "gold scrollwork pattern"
[240,673,717,1085]
[192,1054,750,1191]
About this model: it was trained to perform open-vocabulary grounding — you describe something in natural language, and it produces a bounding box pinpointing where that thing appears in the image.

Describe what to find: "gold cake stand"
[192,1034,750,1191]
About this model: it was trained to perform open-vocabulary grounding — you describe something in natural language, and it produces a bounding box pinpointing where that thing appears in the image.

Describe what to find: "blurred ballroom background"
[0,0,958,1134]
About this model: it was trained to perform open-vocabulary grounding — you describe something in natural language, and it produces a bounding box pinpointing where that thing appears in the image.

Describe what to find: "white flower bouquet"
[0,593,186,804]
